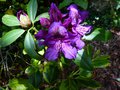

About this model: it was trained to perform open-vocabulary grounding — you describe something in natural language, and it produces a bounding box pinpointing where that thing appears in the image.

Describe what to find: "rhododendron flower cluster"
[35,3,92,60]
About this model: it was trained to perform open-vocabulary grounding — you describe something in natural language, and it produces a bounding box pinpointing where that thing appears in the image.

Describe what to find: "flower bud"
[17,10,31,28]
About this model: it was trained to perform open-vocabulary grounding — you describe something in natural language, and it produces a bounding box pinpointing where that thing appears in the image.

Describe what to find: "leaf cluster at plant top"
[0,0,119,90]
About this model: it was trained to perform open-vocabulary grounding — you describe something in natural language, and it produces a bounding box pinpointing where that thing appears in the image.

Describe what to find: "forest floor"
[93,33,120,90]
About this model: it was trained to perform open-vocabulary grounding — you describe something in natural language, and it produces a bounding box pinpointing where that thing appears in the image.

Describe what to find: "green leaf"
[24,31,40,59]
[0,29,25,47]
[9,78,35,90]
[79,69,92,78]
[29,71,42,88]
[27,0,38,23]
[34,12,49,23]
[76,77,101,88]
[116,0,120,10]
[94,28,112,42]
[59,79,79,90]
[43,62,59,83]
[0,0,6,1]
[74,0,88,9]
[59,0,73,9]
[2,15,20,26]
[0,87,4,90]
[74,49,84,66]
[75,45,94,71]
[83,28,100,41]
[92,55,110,68]
[116,78,120,82]
[80,45,94,71]
[25,66,36,75]
[31,59,41,68]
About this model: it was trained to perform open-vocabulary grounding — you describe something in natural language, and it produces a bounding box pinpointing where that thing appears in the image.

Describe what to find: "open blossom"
[35,3,92,60]
[17,10,31,28]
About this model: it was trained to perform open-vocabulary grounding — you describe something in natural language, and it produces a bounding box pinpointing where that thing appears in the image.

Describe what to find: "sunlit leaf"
[74,49,84,66]
[83,28,100,41]
[9,78,35,90]
[27,0,38,23]
[116,78,120,82]
[0,29,25,47]
[2,15,20,26]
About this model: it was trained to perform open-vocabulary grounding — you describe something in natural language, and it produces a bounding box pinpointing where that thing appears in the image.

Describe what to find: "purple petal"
[35,30,48,40]
[40,18,50,28]
[67,4,82,25]
[67,4,78,11]
[63,17,72,28]
[49,3,62,22]
[76,25,92,36]
[75,39,85,50]
[79,10,89,20]
[48,22,68,37]
[45,40,61,60]
[45,47,59,60]
[70,35,84,49]
[62,43,77,59]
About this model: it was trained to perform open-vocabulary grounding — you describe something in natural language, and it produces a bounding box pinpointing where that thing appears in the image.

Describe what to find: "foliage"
[0,0,119,90]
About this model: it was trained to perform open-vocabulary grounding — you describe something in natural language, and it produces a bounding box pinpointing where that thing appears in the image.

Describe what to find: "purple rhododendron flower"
[35,3,92,60]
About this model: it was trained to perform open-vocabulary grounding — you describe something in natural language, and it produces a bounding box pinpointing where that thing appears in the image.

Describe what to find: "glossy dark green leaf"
[94,28,112,42]
[34,12,49,22]
[24,31,40,59]
[92,55,110,68]
[2,15,20,26]
[76,77,101,88]
[74,0,88,9]
[29,71,42,88]
[80,57,93,71]
[0,29,25,47]
[27,0,38,23]
[80,45,94,71]
[59,0,73,9]
[43,62,59,83]
[59,79,79,90]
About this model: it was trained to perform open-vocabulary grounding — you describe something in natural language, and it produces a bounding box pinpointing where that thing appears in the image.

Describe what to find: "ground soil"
[93,34,120,90]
